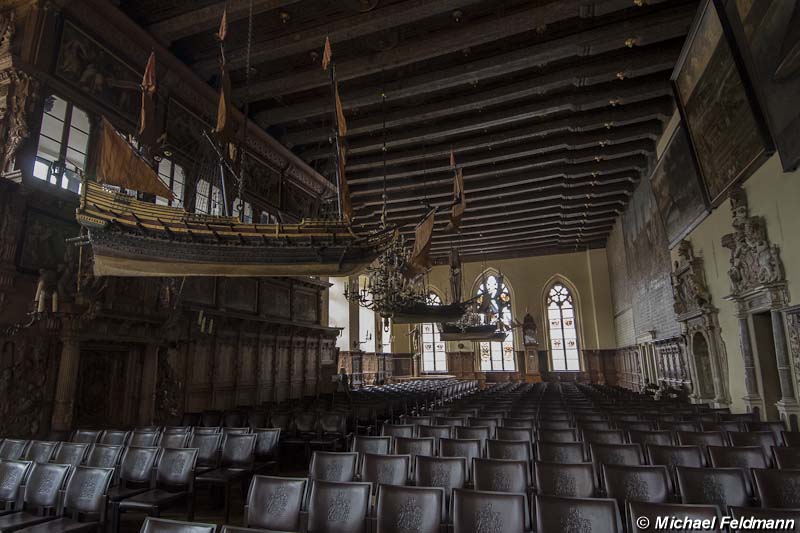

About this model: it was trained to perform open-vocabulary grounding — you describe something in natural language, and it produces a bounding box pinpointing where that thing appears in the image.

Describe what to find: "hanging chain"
[380,75,387,229]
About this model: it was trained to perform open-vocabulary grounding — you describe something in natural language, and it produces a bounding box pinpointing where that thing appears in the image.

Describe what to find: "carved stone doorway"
[74,347,142,428]
[752,312,781,421]
[692,332,715,399]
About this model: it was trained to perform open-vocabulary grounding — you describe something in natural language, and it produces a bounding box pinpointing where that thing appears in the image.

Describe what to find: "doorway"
[692,332,715,399]
[752,312,780,421]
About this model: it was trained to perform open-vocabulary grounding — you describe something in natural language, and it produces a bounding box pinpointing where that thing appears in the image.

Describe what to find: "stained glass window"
[34,95,90,194]
[421,292,446,372]
[476,274,515,371]
[547,282,580,371]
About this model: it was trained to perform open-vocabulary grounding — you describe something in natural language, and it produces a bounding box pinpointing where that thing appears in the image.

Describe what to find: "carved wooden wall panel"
[275,337,290,402]
[235,335,257,407]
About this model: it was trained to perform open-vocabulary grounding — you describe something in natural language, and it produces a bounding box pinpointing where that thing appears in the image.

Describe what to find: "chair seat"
[107,485,151,502]
[15,517,99,533]
[118,489,187,511]
[0,511,57,531]
[195,468,250,484]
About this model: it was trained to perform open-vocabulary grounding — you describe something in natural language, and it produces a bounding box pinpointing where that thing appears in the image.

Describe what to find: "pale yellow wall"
[676,154,800,412]
[398,248,617,353]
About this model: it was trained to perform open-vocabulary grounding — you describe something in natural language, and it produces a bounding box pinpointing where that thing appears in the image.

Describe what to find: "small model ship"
[76,26,395,278]
[438,322,507,341]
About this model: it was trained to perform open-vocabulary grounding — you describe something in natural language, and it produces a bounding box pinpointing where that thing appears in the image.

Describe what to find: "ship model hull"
[390,302,470,324]
[77,181,394,277]
[438,323,507,341]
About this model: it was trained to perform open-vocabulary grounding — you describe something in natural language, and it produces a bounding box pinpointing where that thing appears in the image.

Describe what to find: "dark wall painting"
[718,0,800,171]
[650,124,709,248]
[17,209,78,272]
[219,278,258,313]
[671,0,772,205]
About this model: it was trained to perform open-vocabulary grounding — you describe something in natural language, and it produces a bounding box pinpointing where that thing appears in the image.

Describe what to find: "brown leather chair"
[583,430,626,451]
[143,517,215,533]
[22,442,57,464]
[375,484,443,533]
[745,421,785,446]
[0,462,72,531]
[708,445,767,496]
[188,433,222,475]
[660,421,702,433]
[70,430,102,444]
[628,501,720,533]
[676,431,726,458]
[728,431,777,465]
[753,468,800,508]
[312,413,349,452]
[245,411,268,430]
[162,427,192,436]
[468,417,499,437]
[535,461,596,498]
[676,466,749,512]
[51,443,89,467]
[129,431,160,447]
[438,438,481,481]
[627,430,674,447]
[201,411,222,428]
[0,460,32,515]
[486,439,532,464]
[0,441,27,461]
[536,441,585,463]
[352,436,391,460]
[85,444,123,469]
[646,444,704,494]
[453,489,526,533]
[360,453,409,494]
[243,475,307,533]
[618,421,654,433]
[393,438,435,472]
[159,433,189,449]
[773,446,800,469]
[580,421,615,432]
[602,464,670,514]
[195,433,257,522]
[307,480,370,533]
[536,429,579,443]
[308,451,358,482]
[100,431,130,446]
[20,466,114,533]
[113,448,199,532]
[784,432,800,447]
[535,494,622,533]
[472,458,530,493]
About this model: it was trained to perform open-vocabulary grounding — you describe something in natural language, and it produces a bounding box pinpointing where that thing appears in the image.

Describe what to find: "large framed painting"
[649,124,710,248]
[17,209,79,272]
[716,0,800,172]
[219,278,258,313]
[671,0,773,206]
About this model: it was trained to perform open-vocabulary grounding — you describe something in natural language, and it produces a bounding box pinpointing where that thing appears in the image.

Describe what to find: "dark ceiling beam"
[429,231,610,251]
[454,243,606,261]
[148,0,302,44]
[282,44,680,146]
[427,222,616,245]
[345,124,658,183]
[303,82,672,160]
[252,2,694,122]
[344,116,663,173]
[193,0,489,77]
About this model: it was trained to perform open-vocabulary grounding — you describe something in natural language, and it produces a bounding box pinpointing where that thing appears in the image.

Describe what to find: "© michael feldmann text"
[653,515,795,530]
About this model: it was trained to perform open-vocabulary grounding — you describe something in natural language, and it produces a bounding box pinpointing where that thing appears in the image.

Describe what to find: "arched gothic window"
[547,282,580,371]
[421,292,446,372]
[476,274,515,371]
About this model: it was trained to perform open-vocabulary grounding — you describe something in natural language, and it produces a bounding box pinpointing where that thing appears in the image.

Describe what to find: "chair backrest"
[220,433,257,468]
[71,430,102,444]
[418,425,453,441]
[753,468,800,508]
[23,441,58,463]
[155,448,198,488]
[53,442,90,466]
[85,444,123,468]
[468,417,499,436]
[393,437,435,465]
[676,466,749,512]
[162,426,192,435]
[269,412,292,431]
[773,446,800,469]
[376,484,443,533]
[246,475,307,531]
[728,431,776,462]
[160,433,189,449]
[189,433,223,467]
[438,438,480,478]
[382,424,415,439]
[486,439,532,463]
[535,461,595,498]
[119,446,160,484]
[628,501,720,533]
[729,506,800,533]
[129,431,160,447]
[454,426,490,451]
[142,517,216,533]
[435,416,465,427]
[536,441,585,463]
[403,416,433,427]
[309,451,358,482]
[535,494,622,533]
[472,458,529,493]
[496,427,534,443]
[352,436,391,457]
[293,412,318,434]
[100,430,130,446]
[502,417,535,429]
[537,429,579,443]
[63,465,114,514]
[0,459,32,504]
[360,453,409,493]
[627,430,674,447]
[602,464,670,511]
[676,430,725,449]
[618,421,653,433]
[23,462,72,509]
[193,427,222,435]
[413,456,466,503]
[583,430,626,446]
[253,428,281,458]
[708,445,767,470]
[318,413,347,435]
[453,489,526,533]
[538,420,572,430]
[0,439,28,460]
[580,421,615,432]
[307,480,371,533]
[589,443,642,466]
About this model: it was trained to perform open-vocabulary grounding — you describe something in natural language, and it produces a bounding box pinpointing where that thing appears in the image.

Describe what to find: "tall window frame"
[546,281,581,371]
[476,273,515,372]
[156,158,186,207]
[33,94,91,195]
[421,292,447,373]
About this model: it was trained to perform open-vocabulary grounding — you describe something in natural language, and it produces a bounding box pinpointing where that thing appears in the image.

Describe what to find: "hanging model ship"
[75,24,395,278]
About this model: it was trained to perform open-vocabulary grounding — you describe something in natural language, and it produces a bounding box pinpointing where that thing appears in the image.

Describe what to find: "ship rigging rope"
[237,0,255,220]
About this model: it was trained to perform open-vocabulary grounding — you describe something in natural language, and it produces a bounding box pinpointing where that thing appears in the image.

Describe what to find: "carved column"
[738,314,764,416]
[138,343,159,426]
[773,309,799,428]
[51,322,80,435]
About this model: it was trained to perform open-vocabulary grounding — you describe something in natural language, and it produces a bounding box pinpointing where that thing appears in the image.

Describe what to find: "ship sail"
[445,151,465,233]
[138,51,159,148]
[323,36,353,224]
[406,207,436,277]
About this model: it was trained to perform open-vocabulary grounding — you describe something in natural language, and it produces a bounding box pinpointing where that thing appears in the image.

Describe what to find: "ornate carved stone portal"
[671,240,730,407]
[721,187,796,427]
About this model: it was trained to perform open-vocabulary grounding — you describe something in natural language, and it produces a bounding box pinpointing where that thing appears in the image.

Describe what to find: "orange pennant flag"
[334,83,347,138]
[138,51,159,147]
[214,65,234,144]
[449,150,455,169]
[216,8,228,42]
[322,36,332,70]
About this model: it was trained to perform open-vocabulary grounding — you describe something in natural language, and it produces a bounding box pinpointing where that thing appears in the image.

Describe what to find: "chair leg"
[110,503,120,533]
[224,482,232,524]
[187,491,195,521]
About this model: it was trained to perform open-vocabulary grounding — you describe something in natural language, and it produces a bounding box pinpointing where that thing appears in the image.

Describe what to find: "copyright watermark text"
[635,515,796,530]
